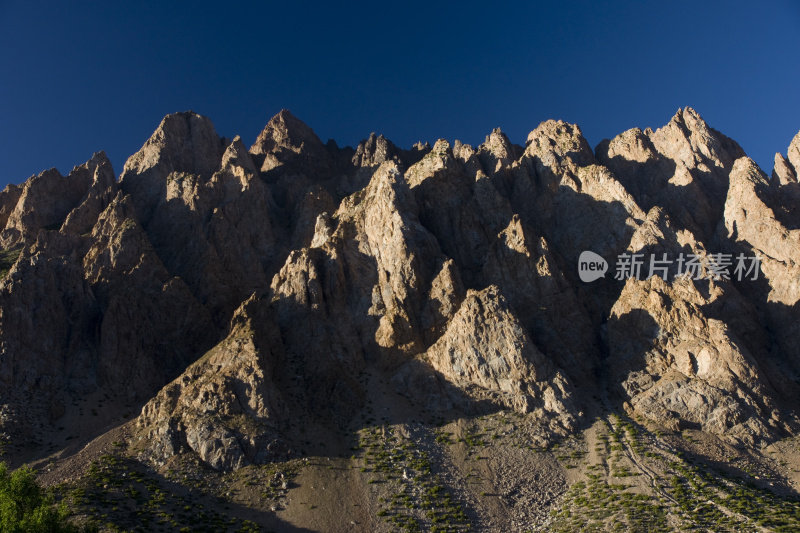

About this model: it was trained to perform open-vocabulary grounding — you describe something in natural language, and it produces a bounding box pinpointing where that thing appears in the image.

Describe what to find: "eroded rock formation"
[1,107,799,471]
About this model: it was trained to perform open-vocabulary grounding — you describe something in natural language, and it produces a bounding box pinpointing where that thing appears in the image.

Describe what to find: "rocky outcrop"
[772,152,796,185]
[608,276,784,445]
[137,296,286,470]
[352,132,398,168]
[787,131,800,177]
[0,231,97,438]
[0,152,117,247]
[60,152,118,235]
[0,184,22,233]
[481,216,597,382]
[424,286,576,431]
[82,193,217,396]
[723,157,800,305]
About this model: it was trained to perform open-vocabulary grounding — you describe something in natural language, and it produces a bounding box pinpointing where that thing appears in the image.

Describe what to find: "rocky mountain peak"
[648,107,745,172]
[477,127,517,174]
[0,183,22,234]
[772,130,800,185]
[789,130,800,172]
[249,109,329,172]
[404,139,460,188]
[352,132,398,168]
[0,150,120,247]
[122,111,224,179]
[524,119,595,169]
[772,152,797,185]
[60,151,117,235]
[79,151,114,180]
[119,111,225,221]
[596,127,658,164]
[220,135,258,177]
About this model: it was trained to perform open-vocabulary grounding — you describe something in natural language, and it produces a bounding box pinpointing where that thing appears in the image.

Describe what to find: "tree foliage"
[0,461,77,532]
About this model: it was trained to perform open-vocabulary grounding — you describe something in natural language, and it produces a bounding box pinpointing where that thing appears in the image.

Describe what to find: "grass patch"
[0,246,22,280]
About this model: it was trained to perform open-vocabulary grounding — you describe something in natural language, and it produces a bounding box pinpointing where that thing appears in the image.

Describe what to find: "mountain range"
[1,107,799,532]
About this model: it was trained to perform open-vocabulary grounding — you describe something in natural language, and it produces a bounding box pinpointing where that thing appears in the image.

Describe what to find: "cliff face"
[1,108,799,472]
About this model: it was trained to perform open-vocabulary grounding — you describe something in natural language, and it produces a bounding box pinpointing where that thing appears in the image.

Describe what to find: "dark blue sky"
[1,1,798,186]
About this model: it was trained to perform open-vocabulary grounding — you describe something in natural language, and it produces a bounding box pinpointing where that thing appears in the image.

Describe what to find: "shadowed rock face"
[1,107,799,469]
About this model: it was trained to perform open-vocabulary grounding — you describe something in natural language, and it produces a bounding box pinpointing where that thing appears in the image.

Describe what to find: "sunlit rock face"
[1,107,799,470]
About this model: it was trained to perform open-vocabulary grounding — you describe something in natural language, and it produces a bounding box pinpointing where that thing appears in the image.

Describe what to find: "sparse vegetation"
[0,247,22,280]
[549,413,800,532]
[51,450,299,532]
[357,425,469,531]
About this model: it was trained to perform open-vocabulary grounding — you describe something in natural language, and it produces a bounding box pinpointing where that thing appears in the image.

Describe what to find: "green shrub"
[0,462,79,532]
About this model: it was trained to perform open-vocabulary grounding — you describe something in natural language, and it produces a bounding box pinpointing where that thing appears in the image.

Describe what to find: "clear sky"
[1,1,798,187]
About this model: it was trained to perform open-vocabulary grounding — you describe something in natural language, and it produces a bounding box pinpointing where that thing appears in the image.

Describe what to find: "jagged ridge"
[1,108,799,475]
